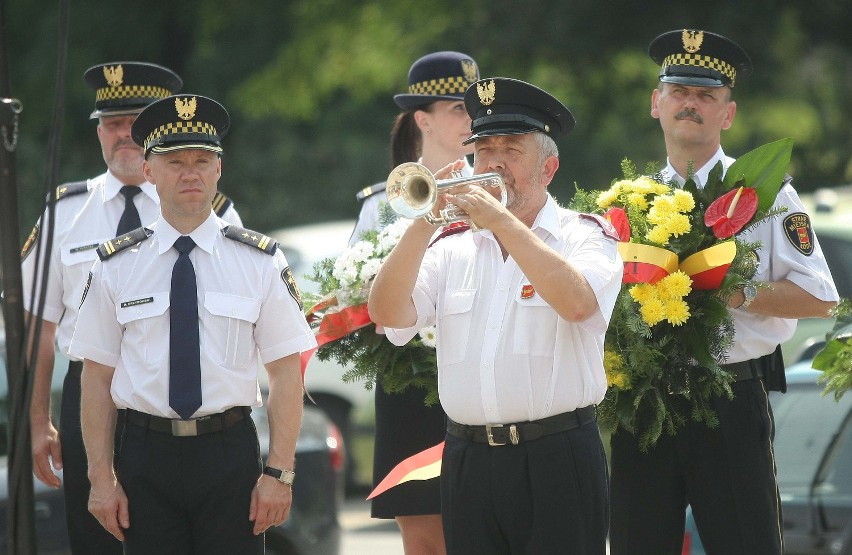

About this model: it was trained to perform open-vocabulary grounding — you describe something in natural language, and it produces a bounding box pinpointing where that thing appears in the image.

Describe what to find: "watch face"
[744,284,757,299]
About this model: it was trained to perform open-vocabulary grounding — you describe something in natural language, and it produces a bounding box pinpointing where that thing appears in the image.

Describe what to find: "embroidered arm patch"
[783,212,814,256]
[281,266,303,310]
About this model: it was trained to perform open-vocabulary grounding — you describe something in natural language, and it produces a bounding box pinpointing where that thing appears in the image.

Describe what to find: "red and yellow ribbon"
[617,241,736,290]
[301,301,373,377]
[368,442,444,500]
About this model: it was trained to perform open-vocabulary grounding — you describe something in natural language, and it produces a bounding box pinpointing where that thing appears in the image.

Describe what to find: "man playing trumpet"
[368,77,623,554]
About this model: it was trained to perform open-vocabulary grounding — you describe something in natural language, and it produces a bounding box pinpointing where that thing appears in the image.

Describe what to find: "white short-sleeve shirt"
[21,170,243,360]
[69,212,316,418]
[386,195,624,425]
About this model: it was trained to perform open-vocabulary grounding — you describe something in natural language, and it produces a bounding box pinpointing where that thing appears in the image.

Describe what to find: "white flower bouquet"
[305,208,440,405]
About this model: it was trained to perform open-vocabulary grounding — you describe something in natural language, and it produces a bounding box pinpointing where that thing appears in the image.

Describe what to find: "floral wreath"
[570,138,793,450]
[304,208,441,406]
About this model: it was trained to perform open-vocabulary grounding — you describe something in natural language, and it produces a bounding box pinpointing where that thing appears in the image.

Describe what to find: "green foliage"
[5,0,851,246]
[813,298,852,401]
[315,324,439,406]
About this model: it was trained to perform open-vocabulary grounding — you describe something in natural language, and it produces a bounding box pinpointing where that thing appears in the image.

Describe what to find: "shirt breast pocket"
[116,293,169,365]
[512,287,557,357]
[438,289,475,365]
[203,292,261,369]
[60,241,100,268]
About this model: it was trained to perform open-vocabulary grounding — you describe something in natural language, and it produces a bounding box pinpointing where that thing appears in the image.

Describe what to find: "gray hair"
[532,132,559,169]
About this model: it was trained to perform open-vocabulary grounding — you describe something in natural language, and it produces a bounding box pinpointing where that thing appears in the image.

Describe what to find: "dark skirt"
[371,382,447,518]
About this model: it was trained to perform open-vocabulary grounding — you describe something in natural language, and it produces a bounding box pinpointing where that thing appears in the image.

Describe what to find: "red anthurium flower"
[704,186,758,239]
[604,207,631,242]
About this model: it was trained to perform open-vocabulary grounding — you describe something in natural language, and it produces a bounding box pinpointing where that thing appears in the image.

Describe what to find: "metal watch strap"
[263,465,295,485]
[740,283,757,310]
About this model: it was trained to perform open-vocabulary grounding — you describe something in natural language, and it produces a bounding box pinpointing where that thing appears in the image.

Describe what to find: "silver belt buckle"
[171,419,198,436]
[486,424,519,446]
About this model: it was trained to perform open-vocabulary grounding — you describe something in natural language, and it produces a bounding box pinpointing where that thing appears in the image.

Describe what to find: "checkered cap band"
[144,121,218,150]
[662,53,737,86]
[408,76,470,96]
[96,85,172,102]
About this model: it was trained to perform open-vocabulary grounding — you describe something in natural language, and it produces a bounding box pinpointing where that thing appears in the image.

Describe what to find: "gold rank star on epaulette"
[54,180,89,201]
[222,225,278,255]
[97,228,153,261]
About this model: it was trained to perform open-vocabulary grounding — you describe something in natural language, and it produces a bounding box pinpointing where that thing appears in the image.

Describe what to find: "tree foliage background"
[5,0,851,236]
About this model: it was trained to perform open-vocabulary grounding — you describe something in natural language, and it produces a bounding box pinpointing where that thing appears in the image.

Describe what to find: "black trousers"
[609,378,783,555]
[60,361,123,555]
[441,420,609,555]
[116,412,264,555]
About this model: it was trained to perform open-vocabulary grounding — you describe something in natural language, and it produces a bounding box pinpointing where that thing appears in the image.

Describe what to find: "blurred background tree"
[5,0,851,235]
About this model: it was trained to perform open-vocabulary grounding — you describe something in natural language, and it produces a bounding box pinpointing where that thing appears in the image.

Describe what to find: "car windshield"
[772,382,852,497]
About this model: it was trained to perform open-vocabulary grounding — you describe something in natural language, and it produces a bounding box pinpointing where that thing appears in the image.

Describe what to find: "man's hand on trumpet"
[445,183,508,231]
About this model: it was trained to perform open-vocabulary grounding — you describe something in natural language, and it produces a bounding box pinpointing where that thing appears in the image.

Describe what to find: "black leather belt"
[123,406,249,437]
[447,406,597,446]
[722,359,766,382]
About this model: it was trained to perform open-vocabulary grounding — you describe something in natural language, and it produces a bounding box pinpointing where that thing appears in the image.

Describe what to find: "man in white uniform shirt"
[369,77,623,554]
[22,61,232,555]
[608,30,839,555]
[71,94,314,554]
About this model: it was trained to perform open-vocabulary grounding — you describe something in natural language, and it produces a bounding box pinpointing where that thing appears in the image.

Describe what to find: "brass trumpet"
[385,162,506,226]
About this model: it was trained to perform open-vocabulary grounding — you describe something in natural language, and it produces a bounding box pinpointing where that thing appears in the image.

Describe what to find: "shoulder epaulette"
[222,225,278,255]
[579,213,620,241]
[211,191,234,217]
[97,228,153,260]
[55,180,89,201]
[428,222,470,248]
[356,181,387,201]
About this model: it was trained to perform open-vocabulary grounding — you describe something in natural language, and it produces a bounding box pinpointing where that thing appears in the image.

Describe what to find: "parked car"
[0,315,343,555]
[683,362,852,554]
[268,220,375,491]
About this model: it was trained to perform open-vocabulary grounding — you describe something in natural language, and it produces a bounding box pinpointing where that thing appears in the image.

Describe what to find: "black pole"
[2,0,71,552]
[0,0,36,550]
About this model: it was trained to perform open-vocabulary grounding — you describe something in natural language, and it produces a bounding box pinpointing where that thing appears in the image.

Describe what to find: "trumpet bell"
[386,162,438,220]
[385,162,506,227]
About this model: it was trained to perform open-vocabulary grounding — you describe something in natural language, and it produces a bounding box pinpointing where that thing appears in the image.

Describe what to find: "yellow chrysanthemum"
[629,283,656,303]
[627,192,649,210]
[597,189,619,209]
[606,370,630,389]
[664,299,691,326]
[646,225,672,245]
[672,189,695,212]
[611,179,629,194]
[603,350,624,372]
[658,271,692,299]
[639,297,666,326]
[663,213,691,237]
[648,195,676,218]
[632,176,663,195]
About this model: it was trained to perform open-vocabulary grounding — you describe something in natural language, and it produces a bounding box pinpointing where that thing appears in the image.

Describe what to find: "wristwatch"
[263,465,295,486]
[739,283,757,310]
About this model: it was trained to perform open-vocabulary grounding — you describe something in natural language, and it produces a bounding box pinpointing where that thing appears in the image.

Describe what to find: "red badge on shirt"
[520,284,535,299]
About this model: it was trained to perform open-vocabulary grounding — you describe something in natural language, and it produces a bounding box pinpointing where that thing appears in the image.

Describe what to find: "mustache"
[675,109,703,124]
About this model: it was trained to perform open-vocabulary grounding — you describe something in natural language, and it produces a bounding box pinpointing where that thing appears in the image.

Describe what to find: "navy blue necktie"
[117,186,142,235]
[169,236,202,419]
